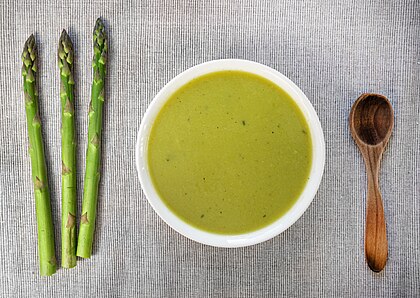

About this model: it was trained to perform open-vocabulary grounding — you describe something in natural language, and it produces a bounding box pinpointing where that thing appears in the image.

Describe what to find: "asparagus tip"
[23,34,35,52]
[94,18,106,38]
[59,29,72,46]
[26,34,35,43]
[58,29,73,70]
[95,17,104,27]
[60,29,68,40]
[22,34,37,71]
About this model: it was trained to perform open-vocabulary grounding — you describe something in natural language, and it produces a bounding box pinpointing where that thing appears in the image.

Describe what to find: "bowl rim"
[136,59,325,248]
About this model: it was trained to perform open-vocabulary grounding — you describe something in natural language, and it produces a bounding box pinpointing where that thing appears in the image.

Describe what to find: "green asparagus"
[58,30,77,268]
[77,18,107,258]
[22,34,57,276]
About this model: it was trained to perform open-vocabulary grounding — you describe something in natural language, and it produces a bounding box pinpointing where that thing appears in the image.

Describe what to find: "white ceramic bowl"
[136,59,325,247]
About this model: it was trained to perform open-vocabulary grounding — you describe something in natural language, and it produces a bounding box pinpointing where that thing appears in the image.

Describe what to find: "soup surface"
[148,71,312,234]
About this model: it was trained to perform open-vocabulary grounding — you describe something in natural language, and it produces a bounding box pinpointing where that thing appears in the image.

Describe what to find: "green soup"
[148,71,312,234]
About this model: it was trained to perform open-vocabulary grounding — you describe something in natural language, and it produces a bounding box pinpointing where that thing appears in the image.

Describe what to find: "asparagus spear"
[58,30,77,268]
[77,18,107,258]
[22,35,57,276]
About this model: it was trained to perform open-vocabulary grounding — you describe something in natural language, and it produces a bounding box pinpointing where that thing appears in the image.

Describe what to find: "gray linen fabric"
[0,0,419,297]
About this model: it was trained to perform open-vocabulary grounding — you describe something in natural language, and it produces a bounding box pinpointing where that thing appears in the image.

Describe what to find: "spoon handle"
[364,149,388,272]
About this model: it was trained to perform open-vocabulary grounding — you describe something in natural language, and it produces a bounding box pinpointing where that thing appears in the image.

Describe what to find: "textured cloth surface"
[0,0,419,297]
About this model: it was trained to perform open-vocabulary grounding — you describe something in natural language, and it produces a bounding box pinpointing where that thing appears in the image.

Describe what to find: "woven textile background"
[0,0,419,297]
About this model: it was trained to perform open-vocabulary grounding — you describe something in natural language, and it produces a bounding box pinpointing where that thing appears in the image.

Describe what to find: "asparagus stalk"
[77,18,107,258]
[58,30,77,268]
[22,35,57,276]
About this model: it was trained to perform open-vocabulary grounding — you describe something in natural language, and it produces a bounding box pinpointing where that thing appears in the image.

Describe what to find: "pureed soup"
[148,71,312,235]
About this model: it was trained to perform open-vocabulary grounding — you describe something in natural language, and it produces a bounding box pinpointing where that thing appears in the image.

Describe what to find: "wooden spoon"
[349,93,394,272]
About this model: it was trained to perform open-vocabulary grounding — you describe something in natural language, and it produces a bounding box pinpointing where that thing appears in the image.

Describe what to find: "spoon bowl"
[349,93,394,273]
[351,94,393,146]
